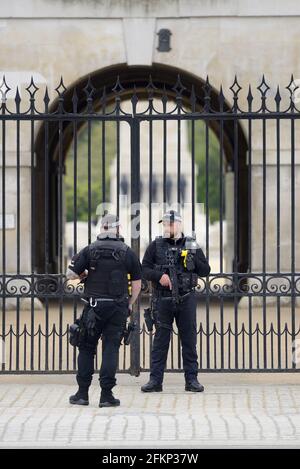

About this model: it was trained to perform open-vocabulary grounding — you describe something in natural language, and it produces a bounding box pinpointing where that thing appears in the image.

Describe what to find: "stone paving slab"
[0,373,300,448]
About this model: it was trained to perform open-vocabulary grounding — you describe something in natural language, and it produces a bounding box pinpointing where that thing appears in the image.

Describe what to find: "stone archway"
[34,63,248,275]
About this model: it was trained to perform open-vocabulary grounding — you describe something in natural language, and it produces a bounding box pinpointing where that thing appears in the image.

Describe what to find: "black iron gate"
[0,73,300,374]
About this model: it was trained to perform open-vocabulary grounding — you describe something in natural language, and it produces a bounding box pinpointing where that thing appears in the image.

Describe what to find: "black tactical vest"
[83,237,129,299]
[155,236,185,271]
[154,236,198,293]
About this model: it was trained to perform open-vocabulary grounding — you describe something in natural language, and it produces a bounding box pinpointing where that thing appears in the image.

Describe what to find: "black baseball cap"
[158,210,182,223]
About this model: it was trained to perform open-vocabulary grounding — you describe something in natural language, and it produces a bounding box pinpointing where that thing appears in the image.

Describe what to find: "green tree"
[65,120,116,222]
[187,120,225,224]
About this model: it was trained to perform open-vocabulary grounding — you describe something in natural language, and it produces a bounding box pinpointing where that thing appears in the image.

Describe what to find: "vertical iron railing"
[0,73,299,372]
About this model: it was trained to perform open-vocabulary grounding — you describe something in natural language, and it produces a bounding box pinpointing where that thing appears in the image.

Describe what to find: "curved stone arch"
[34,63,248,274]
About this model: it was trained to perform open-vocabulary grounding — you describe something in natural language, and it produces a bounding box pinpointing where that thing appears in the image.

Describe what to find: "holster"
[144,296,172,332]
[69,301,98,347]
[121,320,137,345]
[83,306,97,337]
[144,307,155,332]
[69,315,86,347]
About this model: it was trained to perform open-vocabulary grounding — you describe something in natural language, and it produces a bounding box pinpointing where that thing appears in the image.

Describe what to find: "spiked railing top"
[0,73,299,116]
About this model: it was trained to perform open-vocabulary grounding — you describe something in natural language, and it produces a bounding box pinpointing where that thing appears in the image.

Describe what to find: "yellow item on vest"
[127,273,132,296]
[181,249,188,269]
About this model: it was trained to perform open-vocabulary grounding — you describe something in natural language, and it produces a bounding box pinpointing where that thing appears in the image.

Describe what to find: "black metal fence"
[0,73,300,373]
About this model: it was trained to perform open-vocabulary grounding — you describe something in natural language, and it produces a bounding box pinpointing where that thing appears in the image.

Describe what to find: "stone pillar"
[0,124,43,310]
[239,147,300,307]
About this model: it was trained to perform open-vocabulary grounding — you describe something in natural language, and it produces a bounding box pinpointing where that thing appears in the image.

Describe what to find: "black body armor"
[154,236,198,295]
[83,238,129,299]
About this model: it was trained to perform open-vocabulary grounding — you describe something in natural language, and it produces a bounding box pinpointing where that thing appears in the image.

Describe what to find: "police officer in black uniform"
[66,214,142,407]
[141,210,211,393]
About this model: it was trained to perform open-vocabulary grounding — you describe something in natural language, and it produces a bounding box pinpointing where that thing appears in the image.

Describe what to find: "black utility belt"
[81,295,129,307]
[154,289,194,299]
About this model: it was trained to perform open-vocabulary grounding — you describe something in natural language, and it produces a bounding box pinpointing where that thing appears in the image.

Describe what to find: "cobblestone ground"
[0,373,300,448]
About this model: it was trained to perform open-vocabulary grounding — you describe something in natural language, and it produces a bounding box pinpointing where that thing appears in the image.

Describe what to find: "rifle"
[164,247,180,304]
[159,238,199,303]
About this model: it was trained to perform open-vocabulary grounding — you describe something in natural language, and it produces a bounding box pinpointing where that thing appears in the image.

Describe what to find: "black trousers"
[76,299,128,391]
[150,291,198,384]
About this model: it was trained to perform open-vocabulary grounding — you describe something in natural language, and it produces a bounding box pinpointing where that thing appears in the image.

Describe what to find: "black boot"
[141,380,163,393]
[69,389,89,405]
[99,389,120,408]
[185,379,204,392]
